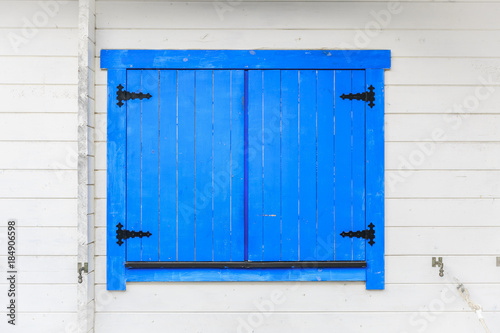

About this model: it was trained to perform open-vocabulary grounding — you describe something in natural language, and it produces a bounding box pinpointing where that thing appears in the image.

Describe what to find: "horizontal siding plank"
[387,170,500,198]
[95,312,500,333]
[387,58,500,86]
[386,198,500,227]
[0,57,77,84]
[0,170,77,198]
[96,29,500,58]
[386,142,500,170]
[0,256,75,284]
[386,114,500,142]
[96,2,500,30]
[0,1,77,28]
[386,86,500,114]
[0,285,77,312]
[386,227,500,255]
[0,227,77,255]
[95,141,106,170]
[0,313,77,333]
[386,256,500,284]
[95,170,106,199]
[0,198,77,227]
[95,198,106,227]
[0,142,77,169]
[0,85,77,113]
[94,283,500,312]
[95,113,106,141]
[0,28,77,56]
[0,113,77,141]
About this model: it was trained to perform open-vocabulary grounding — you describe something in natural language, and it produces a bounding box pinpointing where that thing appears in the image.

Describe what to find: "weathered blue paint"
[125,267,366,282]
[141,70,160,262]
[280,70,299,262]
[298,70,317,261]
[159,70,177,262]
[101,50,391,70]
[106,69,127,291]
[365,69,386,290]
[104,50,390,290]
[352,70,367,261]
[195,70,215,262]
[177,70,196,261]
[262,70,281,261]
[247,70,264,261]
[125,70,143,262]
[230,70,246,262]
[316,70,335,261]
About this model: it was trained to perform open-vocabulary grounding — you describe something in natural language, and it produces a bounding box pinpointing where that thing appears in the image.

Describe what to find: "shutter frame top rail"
[101,50,391,70]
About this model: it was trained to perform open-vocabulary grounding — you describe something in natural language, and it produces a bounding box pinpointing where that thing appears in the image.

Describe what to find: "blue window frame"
[101,50,390,291]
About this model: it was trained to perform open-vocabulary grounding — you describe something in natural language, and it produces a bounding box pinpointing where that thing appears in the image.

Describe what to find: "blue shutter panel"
[246,70,366,262]
[126,70,245,262]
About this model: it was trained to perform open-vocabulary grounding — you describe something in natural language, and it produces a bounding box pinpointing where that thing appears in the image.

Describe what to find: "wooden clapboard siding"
[95,312,500,333]
[0,0,495,330]
[96,2,500,30]
[0,113,77,141]
[0,256,75,284]
[93,282,500,312]
[0,85,77,113]
[0,1,82,332]
[0,57,77,84]
[0,313,77,333]
[95,29,500,58]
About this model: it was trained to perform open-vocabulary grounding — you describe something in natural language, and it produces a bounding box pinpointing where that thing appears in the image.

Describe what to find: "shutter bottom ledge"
[125,261,367,269]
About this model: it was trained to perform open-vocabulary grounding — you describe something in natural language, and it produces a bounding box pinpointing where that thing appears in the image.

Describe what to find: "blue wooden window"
[102,50,390,291]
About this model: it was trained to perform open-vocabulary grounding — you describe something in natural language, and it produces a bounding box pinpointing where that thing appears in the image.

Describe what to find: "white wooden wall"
[0,0,81,332]
[1,0,500,332]
[92,1,500,332]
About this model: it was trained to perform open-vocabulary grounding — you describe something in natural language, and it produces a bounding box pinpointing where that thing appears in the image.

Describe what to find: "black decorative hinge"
[340,85,375,108]
[340,223,375,246]
[116,223,152,246]
[116,84,152,107]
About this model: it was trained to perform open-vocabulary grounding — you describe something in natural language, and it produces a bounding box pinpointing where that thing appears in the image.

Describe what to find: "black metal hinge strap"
[340,85,375,108]
[116,84,152,107]
[116,223,152,246]
[340,223,375,246]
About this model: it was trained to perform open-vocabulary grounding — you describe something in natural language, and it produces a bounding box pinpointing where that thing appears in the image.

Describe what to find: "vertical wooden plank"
[280,70,299,262]
[107,69,127,290]
[177,70,196,261]
[298,70,317,261]
[213,70,231,261]
[126,70,143,262]
[333,70,353,261]
[352,70,366,261]
[247,70,264,261]
[316,70,335,261]
[159,70,177,261]
[140,70,160,261]
[230,70,245,262]
[262,70,281,261]
[195,70,214,261]
[366,69,385,290]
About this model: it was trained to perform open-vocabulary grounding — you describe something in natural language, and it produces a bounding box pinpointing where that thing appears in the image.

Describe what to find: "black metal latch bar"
[340,85,375,108]
[340,223,375,246]
[116,223,152,246]
[116,84,152,107]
